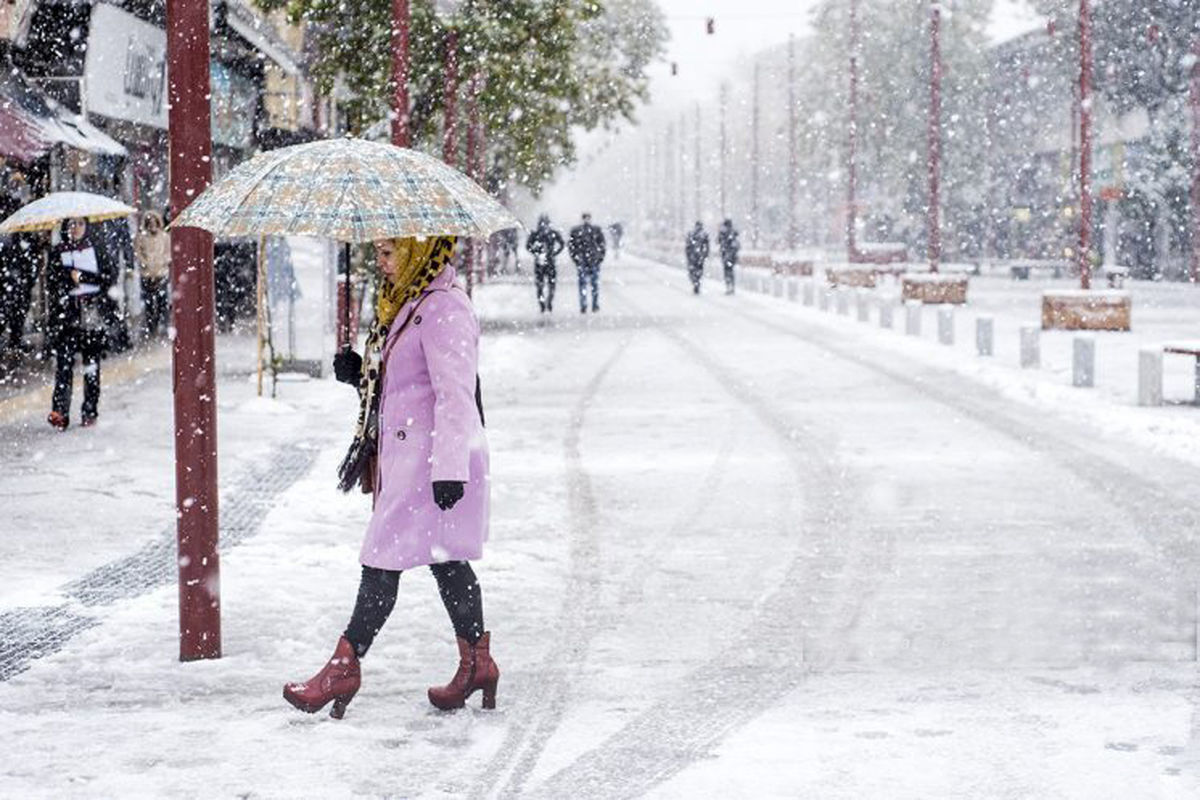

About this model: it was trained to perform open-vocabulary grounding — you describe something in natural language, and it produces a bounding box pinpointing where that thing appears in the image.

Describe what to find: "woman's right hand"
[333,348,363,385]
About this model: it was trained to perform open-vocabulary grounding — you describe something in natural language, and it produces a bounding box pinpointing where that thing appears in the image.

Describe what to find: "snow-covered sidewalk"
[1,256,1198,798]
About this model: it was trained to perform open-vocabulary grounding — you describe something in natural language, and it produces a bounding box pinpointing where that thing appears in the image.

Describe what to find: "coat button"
[396,430,407,441]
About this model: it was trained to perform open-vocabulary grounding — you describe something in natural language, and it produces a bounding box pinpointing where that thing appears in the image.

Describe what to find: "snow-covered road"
[1,255,1198,798]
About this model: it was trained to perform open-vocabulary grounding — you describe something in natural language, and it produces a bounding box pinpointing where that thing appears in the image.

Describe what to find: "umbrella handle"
[342,242,352,350]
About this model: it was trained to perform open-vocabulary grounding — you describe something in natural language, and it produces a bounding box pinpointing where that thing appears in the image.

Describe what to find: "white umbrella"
[0,191,136,233]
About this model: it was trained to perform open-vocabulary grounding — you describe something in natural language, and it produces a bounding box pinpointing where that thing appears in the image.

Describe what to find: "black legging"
[344,561,484,658]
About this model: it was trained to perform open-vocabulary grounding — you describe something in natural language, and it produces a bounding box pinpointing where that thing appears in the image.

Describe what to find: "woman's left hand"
[432,481,465,511]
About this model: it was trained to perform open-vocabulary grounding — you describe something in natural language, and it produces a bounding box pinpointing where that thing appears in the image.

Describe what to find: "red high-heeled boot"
[428,632,499,711]
[283,636,361,719]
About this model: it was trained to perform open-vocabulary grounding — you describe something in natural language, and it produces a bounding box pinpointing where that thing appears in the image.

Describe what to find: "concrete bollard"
[904,301,922,336]
[879,303,894,329]
[976,316,994,356]
[856,290,870,322]
[1019,326,1040,369]
[836,289,850,316]
[937,308,955,345]
[787,278,799,302]
[803,282,815,306]
[1072,336,1095,387]
[819,288,832,311]
[1138,348,1163,406]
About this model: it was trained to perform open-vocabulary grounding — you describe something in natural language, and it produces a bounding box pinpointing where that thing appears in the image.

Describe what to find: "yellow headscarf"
[376,236,458,327]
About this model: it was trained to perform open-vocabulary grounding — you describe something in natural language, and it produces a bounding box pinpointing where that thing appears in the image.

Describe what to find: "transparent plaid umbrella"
[169,137,518,242]
[0,191,135,233]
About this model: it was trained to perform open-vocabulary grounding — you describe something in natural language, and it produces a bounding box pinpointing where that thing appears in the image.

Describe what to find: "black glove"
[432,481,465,511]
[333,348,362,385]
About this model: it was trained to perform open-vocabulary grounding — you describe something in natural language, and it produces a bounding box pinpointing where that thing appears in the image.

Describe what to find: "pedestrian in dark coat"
[568,212,606,313]
[525,214,564,313]
[0,231,40,354]
[92,218,135,352]
[685,221,709,295]
[718,219,740,295]
[46,218,116,429]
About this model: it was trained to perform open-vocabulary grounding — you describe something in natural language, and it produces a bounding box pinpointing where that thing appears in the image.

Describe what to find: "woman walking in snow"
[283,235,498,719]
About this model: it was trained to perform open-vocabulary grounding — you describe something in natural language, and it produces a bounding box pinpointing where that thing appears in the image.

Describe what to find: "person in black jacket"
[717,219,740,295]
[46,218,116,429]
[525,215,564,313]
[685,221,709,295]
[568,212,606,313]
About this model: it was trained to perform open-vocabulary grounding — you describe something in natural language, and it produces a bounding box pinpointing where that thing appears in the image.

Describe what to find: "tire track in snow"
[523,283,881,799]
[472,335,631,799]
[711,289,1200,658]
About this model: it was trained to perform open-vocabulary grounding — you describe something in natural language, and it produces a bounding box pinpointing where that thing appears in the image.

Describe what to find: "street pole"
[847,0,860,262]
[1077,0,1093,289]
[390,0,410,147]
[720,83,728,220]
[751,59,760,249]
[443,29,460,167]
[788,34,798,252]
[679,110,686,231]
[666,122,674,237]
[167,0,219,661]
[1191,27,1200,283]
[928,0,942,273]
[694,102,701,223]
[465,71,480,286]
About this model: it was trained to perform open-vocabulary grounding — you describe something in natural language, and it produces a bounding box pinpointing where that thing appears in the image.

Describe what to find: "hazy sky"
[537,0,1043,220]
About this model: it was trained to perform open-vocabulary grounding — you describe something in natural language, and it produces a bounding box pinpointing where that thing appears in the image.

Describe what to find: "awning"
[0,72,126,162]
[223,0,301,76]
[0,101,48,162]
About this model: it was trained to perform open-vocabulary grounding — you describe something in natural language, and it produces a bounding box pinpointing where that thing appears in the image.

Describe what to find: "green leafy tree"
[260,0,666,194]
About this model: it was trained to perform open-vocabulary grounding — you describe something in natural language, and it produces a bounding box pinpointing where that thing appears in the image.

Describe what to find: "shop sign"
[84,4,168,129]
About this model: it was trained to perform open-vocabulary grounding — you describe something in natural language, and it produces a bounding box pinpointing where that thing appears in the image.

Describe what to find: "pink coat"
[361,266,490,570]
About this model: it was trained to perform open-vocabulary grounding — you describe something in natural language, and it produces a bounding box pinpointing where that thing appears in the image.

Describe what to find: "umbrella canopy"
[170,138,518,242]
[0,191,135,233]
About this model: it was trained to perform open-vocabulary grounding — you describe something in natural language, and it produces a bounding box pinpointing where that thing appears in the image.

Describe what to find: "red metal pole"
[442,29,460,167]
[465,71,479,285]
[1191,29,1200,283]
[391,0,410,147]
[847,0,860,262]
[788,34,798,252]
[751,60,760,248]
[1078,0,1093,289]
[928,0,942,273]
[719,83,727,219]
[167,0,220,661]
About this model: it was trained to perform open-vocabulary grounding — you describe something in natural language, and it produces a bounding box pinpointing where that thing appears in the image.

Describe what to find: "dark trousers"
[141,276,169,336]
[52,328,105,419]
[343,561,484,658]
[723,258,736,294]
[688,262,704,294]
[535,263,557,311]
[578,265,600,312]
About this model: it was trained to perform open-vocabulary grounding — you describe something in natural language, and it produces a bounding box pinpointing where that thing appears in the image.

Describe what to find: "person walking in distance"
[525,214,564,313]
[718,219,740,295]
[608,221,624,261]
[685,221,710,295]
[134,211,171,337]
[568,212,606,313]
[284,236,499,718]
[46,218,116,429]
